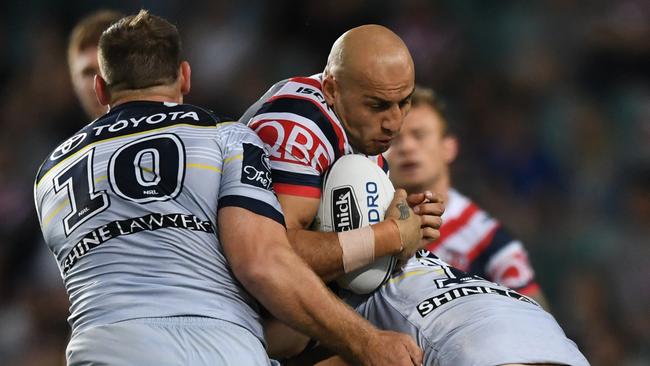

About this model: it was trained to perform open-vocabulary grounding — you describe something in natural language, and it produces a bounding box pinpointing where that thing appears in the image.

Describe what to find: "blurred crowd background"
[0,1,648,365]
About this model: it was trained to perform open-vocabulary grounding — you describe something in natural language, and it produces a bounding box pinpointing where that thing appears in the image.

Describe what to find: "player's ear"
[322,72,337,106]
[179,61,191,95]
[442,135,458,164]
[94,75,110,106]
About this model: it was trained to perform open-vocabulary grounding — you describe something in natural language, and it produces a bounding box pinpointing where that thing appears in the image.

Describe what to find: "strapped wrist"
[338,227,375,273]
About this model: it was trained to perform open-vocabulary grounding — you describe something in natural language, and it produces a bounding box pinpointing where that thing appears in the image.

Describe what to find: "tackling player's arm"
[219,206,423,366]
[262,189,435,361]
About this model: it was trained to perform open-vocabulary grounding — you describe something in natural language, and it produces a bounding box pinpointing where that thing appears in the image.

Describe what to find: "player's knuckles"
[406,192,425,206]
[418,215,436,227]
[431,216,443,229]
[430,192,445,203]
[420,218,441,231]
[394,188,407,199]
[422,202,444,215]
[422,227,439,241]
[414,202,442,215]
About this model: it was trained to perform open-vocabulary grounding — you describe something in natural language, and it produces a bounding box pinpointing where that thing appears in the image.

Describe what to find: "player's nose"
[381,104,403,134]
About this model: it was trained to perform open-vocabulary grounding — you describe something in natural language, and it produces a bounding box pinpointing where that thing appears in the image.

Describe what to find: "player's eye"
[368,102,390,111]
[82,68,97,78]
[413,130,428,140]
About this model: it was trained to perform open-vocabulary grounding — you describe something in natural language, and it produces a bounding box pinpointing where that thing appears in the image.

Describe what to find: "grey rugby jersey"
[354,250,590,365]
[34,101,284,341]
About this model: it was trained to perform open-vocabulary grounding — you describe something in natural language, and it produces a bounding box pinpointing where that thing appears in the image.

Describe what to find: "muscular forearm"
[237,242,374,363]
[287,221,402,282]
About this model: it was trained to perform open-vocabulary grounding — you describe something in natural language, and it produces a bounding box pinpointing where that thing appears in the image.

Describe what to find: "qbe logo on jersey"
[331,186,361,232]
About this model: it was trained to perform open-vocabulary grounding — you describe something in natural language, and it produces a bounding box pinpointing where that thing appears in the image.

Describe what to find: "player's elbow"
[230,255,266,289]
[231,245,289,291]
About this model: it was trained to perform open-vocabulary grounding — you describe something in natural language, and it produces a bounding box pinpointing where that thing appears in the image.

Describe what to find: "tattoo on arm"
[397,201,410,220]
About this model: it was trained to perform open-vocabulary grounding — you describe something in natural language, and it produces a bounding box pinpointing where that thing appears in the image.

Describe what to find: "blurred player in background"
[35,11,423,366]
[387,87,548,307]
[67,10,123,120]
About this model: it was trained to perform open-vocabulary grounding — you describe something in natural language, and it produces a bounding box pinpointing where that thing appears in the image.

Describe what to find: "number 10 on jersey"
[53,134,185,236]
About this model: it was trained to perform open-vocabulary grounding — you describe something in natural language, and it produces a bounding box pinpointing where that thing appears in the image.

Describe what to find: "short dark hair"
[98,10,182,92]
[68,10,123,64]
[411,86,451,136]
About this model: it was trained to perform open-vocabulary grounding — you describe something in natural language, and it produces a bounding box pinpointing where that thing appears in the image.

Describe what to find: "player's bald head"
[324,24,414,87]
[321,25,415,156]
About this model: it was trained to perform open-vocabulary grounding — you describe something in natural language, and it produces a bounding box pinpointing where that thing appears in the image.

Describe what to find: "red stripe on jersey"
[289,76,322,90]
[426,203,479,252]
[266,94,347,155]
[516,282,540,296]
[248,119,264,130]
[467,225,499,262]
[273,183,321,198]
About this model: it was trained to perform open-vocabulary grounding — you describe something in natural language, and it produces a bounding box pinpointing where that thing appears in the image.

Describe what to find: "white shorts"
[67,316,273,366]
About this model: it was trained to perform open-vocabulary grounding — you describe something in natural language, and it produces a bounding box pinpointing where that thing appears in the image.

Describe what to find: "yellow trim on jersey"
[43,199,71,227]
[223,154,243,164]
[185,154,242,173]
[186,163,222,173]
[36,122,235,187]
[95,175,108,184]
[388,269,434,284]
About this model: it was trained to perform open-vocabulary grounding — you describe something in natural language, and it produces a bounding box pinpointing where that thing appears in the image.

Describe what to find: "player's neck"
[109,85,183,109]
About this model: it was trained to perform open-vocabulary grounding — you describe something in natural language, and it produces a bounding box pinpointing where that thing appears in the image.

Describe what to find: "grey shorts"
[67,317,273,366]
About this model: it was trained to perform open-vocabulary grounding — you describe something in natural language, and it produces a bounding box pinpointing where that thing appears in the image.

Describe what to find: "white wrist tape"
[338,226,375,273]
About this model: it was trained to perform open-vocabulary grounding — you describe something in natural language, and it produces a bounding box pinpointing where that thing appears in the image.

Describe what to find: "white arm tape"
[338,226,375,273]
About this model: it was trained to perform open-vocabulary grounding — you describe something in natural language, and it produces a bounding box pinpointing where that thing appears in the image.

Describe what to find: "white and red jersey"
[427,189,540,295]
[240,74,388,198]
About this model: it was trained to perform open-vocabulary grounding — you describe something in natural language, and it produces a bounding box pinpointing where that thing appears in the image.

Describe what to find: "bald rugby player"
[242,25,589,366]
[241,25,441,282]
[240,24,442,357]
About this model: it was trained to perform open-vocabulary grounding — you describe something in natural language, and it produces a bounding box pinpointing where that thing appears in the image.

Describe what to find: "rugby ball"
[315,155,397,294]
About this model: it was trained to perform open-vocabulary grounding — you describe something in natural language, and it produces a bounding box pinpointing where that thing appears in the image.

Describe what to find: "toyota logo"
[50,133,87,160]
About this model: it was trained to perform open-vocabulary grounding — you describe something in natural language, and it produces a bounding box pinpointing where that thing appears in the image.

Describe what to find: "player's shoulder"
[215,120,260,140]
[247,74,346,152]
[209,119,270,155]
[35,102,234,184]
[249,74,331,122]
[441,188,502,239]
[443,189,475,219]
[181,102,231,124]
